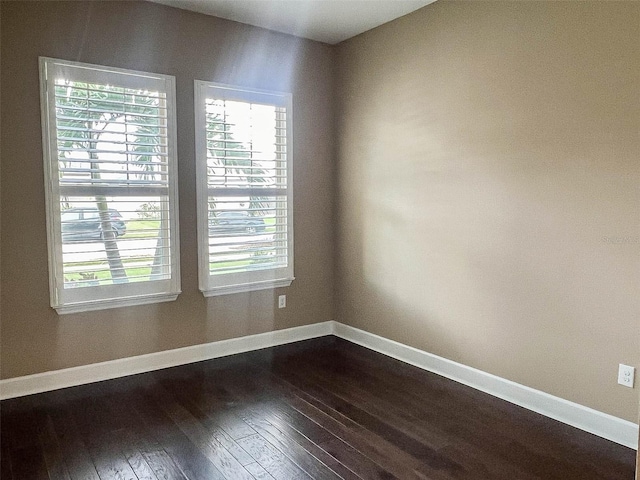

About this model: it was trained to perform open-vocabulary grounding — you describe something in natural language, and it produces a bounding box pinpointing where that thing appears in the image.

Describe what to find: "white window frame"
[194,81,294,296]
[40,57,181,314]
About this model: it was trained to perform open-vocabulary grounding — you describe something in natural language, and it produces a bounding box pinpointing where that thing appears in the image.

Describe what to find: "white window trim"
[39,57,181,314]
[194,80,294,297]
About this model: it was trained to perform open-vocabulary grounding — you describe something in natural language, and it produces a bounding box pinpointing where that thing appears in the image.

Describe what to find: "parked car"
[209,211,265,235]
[61,207,126,242]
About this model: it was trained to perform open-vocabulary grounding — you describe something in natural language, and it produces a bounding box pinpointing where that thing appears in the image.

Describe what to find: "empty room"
[1,0,638,478]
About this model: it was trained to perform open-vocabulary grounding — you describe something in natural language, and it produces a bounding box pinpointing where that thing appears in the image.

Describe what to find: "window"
[39,58,180,314]
[194,81,294,296]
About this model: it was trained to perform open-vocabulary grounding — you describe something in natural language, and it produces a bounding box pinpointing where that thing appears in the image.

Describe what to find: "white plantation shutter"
[40,58,180,313]
[195,81,294,295]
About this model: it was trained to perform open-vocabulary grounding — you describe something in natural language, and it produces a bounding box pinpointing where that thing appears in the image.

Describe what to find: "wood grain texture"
[1,337,635,479]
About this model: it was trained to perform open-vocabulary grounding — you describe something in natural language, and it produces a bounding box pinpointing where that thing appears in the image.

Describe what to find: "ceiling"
[150,0,437,44]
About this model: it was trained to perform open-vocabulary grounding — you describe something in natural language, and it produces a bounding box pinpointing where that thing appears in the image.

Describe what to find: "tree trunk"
[95,193,128,283]
[150,224,166,279]
[89,132,128,283]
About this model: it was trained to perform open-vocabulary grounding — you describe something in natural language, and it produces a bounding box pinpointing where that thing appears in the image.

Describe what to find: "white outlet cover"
[278,295,286,309]
[617,364,635,388]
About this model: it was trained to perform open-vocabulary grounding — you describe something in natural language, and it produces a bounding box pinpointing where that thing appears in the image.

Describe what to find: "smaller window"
[194,81,294,296]
[40,58,181,314]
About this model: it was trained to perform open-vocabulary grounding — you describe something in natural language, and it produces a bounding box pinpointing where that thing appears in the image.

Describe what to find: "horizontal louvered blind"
[195,82,293,295]
[41,58,180,313]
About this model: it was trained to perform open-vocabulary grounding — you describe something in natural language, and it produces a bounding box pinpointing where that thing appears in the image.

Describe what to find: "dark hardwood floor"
[1,336,636,479]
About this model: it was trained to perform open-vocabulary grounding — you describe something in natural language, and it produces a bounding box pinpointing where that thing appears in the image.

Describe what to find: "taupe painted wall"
[0,1,335,378]
[335,1,639,422]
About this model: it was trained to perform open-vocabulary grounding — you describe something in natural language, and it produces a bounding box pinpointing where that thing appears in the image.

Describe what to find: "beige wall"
[0,1,335,378]
[335,0,639,422]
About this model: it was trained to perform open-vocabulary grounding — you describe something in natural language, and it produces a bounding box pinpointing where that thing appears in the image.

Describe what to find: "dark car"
[61,207,126,242]
[209,211,265,235]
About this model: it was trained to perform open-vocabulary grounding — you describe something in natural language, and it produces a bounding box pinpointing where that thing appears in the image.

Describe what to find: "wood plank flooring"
[1,336,636,479]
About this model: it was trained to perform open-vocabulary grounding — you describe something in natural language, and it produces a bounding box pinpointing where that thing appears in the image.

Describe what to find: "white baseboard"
[333,322,639,450]
[1,320,636,450]
[0,321,334,401]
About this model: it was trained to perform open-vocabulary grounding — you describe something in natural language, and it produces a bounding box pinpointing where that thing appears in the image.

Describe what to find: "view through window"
[195,82,293,295]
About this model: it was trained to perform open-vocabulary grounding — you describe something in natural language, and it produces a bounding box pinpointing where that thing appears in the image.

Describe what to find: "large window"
[194,81,294,296]
[40,58,180,314]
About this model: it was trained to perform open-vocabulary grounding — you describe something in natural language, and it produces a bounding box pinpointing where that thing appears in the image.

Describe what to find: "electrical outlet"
[617,364,635,388]
[278,295,286,309]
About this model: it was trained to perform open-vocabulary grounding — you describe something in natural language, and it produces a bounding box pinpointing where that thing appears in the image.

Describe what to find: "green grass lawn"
[124,219,160,238]
[64,266,154,285]
[264,217,276,233]
[64,258,157,285]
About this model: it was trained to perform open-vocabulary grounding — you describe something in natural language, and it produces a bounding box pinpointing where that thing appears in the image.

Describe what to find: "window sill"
[201,277,294,297]
[54,292,180,315]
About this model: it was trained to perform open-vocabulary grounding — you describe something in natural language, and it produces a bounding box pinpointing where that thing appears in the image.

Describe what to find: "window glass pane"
[205,98,288,276]
[205,100,286,189]
[61,196,172,288]
[52,78,171,290]
[207,195,287,275]
[54,81,169,190]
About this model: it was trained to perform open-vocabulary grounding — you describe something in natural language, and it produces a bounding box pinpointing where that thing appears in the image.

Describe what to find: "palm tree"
[205,105,271,217]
